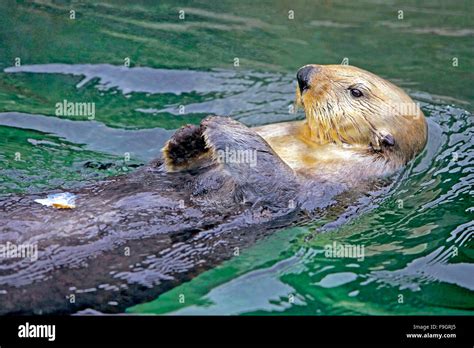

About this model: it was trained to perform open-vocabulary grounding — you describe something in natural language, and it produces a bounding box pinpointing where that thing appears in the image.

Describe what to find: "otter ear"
[380,132,395,147]
[370,130,395,152]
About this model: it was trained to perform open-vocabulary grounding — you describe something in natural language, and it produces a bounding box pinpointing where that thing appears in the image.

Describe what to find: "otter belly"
[0,162,302,314]
[0,116,385,314]
[0,117,305,314]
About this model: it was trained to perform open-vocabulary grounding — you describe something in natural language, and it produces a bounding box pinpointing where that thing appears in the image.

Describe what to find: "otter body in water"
[0,65,427,314]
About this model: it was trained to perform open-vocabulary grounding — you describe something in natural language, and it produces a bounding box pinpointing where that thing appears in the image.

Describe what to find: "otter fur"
[0,65,427,314]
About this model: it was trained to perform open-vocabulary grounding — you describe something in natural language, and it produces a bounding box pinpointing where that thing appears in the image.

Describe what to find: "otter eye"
[350,88,363,98]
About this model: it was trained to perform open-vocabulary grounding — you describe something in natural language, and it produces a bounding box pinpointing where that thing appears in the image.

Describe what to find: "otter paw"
[201,115,269,153]
[162,124,209,172]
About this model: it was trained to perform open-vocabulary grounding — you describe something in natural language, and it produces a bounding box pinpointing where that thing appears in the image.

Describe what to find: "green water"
[0,0,473,315]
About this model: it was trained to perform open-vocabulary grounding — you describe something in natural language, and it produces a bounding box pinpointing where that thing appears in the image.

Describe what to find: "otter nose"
[297,65,319,93]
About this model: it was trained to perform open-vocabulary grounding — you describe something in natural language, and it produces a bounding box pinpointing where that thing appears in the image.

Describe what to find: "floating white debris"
[34,192,76,209]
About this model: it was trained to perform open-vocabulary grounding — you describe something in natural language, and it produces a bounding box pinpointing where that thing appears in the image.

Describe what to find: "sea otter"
[0,64,427,314]
[254,64,427,182]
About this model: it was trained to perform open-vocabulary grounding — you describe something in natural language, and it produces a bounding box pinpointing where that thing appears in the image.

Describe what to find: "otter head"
[295,64,427,165]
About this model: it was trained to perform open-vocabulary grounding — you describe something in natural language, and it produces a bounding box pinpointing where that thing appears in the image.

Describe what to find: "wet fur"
[0,65,427,314]
[0,117,307,314]
[254,65,427,182]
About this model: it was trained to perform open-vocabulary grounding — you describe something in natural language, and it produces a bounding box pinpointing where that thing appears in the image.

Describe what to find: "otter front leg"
[163,116,300,209]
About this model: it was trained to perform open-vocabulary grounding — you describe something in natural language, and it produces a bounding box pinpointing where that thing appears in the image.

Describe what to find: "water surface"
[0,0,472,315]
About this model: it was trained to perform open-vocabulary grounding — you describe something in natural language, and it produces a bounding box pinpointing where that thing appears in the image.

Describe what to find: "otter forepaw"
[162,116,260,172]
[201,115,272,154]
[162,124,209,172]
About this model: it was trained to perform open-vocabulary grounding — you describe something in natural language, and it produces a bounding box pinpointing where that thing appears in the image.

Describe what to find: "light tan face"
[295,64,427,163]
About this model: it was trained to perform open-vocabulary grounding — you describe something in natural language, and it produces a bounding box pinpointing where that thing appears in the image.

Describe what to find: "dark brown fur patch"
[163,124,208,169]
